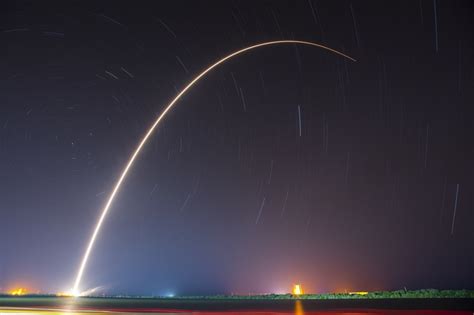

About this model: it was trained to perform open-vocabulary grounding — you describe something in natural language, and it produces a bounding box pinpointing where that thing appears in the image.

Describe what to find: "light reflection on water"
[295,300,304,315]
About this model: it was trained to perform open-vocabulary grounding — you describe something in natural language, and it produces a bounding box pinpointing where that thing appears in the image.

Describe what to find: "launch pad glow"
[72,40,355,295]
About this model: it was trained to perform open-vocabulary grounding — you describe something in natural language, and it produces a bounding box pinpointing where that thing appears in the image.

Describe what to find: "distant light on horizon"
[292,284,303,295]
[9,288,27,296]
[56,291,76,297]
[349,291,369,295]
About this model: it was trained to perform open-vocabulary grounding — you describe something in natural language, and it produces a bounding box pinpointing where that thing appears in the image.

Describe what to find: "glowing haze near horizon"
[1,1,474,296]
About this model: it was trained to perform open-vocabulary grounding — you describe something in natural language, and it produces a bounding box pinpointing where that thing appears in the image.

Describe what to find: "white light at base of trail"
[72,40,355,294]
[71,288,80,297]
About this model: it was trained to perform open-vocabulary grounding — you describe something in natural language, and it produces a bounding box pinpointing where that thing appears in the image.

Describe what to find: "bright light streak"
[72,40,355,294]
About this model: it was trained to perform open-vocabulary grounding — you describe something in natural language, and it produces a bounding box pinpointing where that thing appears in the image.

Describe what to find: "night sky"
[1,1,473,296]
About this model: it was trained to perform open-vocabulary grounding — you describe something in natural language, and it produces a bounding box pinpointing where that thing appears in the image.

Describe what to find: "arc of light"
[72,40,355,295]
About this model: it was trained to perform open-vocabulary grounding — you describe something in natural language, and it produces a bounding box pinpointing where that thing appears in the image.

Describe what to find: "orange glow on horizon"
[56,291,75,297]
[293,284,303,295]
[9,288,27,295]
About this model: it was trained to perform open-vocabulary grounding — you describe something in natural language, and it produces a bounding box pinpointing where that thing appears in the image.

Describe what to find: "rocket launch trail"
[72,40,355,295]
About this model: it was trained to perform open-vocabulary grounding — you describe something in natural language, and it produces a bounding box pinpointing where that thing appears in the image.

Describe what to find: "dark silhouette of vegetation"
[1,289,473,299]
[176,289,474,299]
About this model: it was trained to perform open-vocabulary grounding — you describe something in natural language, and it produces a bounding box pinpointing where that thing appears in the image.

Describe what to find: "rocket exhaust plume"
[72,40,355,294]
